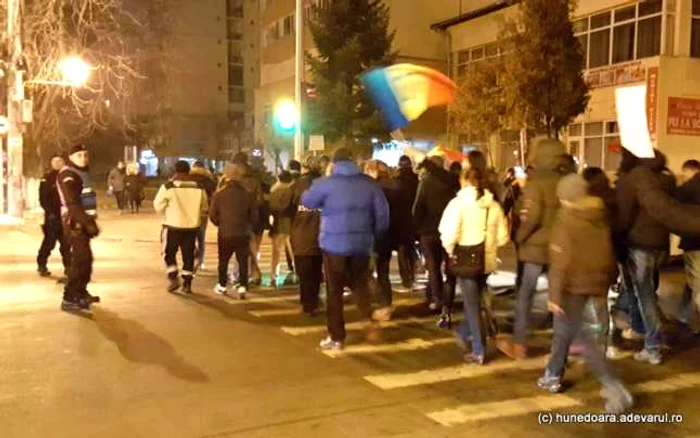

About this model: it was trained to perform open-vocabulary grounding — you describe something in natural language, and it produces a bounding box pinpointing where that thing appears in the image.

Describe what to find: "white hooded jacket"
[438,186,510,274]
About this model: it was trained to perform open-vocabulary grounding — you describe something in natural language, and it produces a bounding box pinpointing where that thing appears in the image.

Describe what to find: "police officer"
[57,145,101,311]
[37,153,70,283]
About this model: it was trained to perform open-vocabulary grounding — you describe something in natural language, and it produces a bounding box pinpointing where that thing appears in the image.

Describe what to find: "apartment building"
[433,0,700,172]
[254,0,458,156]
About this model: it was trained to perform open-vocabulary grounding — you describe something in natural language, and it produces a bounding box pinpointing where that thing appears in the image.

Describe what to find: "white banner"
[615,85,654,159]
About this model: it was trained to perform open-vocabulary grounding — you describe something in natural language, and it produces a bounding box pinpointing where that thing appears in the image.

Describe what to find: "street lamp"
[59,56,91,87]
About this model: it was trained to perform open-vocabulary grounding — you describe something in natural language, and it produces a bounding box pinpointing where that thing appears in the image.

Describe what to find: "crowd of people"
[37,139,700,414]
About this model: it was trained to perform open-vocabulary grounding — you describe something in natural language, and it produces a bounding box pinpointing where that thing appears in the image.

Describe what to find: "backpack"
[268,186,294,214]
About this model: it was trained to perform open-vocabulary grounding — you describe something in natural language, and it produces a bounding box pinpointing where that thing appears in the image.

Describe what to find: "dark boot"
[38,266,51,277]
[167,272,180,293]
[181,276,193,294]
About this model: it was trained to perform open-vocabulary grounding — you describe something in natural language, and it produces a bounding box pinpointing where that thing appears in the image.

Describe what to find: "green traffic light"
[274,99,297,134]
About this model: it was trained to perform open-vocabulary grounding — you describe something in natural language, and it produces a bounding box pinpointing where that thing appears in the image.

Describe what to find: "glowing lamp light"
[274,99,297,134]
[59,57,91,87]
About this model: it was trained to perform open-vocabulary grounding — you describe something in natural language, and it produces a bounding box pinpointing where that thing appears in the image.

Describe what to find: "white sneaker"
[199,263,206,271]
[214,284,227,295]
[394,285,412,293]
[319,336,344,351]
[236,286,247,300]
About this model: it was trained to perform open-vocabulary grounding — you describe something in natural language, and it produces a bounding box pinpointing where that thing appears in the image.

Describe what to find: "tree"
[307,0,396,152]
[499,0,589,138]
[451,58,509,144]
[20,0,174,174]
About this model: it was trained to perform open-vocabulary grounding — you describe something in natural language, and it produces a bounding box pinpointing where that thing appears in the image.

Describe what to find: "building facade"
[155,0,259,162]
[435,0,700,173]
[254,0,457,158]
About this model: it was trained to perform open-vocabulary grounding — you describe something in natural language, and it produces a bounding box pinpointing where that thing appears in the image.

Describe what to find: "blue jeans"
[456,277,486,356]
[680,251,700,329]
[546,295,618,386]
[626,247,667,352]
[514,263,545,345]
[196,219,208,266]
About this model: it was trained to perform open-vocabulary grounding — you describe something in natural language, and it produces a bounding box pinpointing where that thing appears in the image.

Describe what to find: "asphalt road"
[1,212,698,437]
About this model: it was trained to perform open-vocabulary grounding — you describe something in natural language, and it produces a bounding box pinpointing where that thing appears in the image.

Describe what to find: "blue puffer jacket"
[301,161,390,256]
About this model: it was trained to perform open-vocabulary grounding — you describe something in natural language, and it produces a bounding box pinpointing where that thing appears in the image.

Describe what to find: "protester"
[107,161,126,214]
[291,156,324,316]
[365,160,401,321]
[502,167,525,292]
[394,155,419,290]
[289,160,302,181]
[498,138,567,359]
[210,163,257,299]
[676,159,700,334]
[153,160,208,294]
[413,155,458,327]
[617,150,676,364]
[268,170,296,287]
[37,154,70,282]
[439,166,509,364]
[537,173,632,414]
[301,147,389,350]
[57,145,101,310]
[124,163,145,214]
[319,155,331,176]
[232,152,264,285]
[190,161,217,270]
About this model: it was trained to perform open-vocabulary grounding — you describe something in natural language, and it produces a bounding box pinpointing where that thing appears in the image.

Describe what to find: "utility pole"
[293,0,303,160]
[3,0,23,218]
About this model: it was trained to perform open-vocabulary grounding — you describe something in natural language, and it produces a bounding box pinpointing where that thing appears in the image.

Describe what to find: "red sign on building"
[646,67,659,134]
[667,97,700,136]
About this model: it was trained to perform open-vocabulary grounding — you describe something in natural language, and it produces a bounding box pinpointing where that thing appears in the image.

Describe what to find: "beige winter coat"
[438,186,510,274]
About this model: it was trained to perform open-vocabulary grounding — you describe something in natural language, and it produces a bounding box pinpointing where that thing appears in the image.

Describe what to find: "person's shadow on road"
[91,307,210,383]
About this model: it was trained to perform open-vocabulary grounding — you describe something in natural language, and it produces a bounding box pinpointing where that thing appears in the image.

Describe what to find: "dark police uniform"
[56,160,100,309]
[37,168,70,275]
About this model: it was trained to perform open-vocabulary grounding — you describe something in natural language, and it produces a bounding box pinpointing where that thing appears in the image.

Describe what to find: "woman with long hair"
[439,167,509,364]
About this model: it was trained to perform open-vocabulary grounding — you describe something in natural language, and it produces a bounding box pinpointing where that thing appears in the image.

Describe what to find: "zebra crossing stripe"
[322,338,455,358]
[248,297,424,318]
[364,357,547,390]
[281,316,439,336]
[426,372,700,426]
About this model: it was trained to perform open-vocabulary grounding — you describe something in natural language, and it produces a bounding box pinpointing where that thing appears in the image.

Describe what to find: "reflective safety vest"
[57,165,98,218]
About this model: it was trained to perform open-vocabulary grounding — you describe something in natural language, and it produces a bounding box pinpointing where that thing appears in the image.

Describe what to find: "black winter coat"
[290,171,322,256]
[209,180,257,238]
[394,168,419,240]
[39,169,61,219]
[376,177,403,253]
[617,163,676,250]
[412,166,457,237]
[676,173,700,251]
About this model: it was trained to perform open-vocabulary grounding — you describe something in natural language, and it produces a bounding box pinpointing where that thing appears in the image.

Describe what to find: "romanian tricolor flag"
[360,63,457,131]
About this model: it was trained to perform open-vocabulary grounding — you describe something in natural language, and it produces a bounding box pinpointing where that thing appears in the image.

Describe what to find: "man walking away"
[413,155,457,325]
[291,156,323,316]
[498,138,567,359]
[154,160,208,294]
[268,171,296,287]
[232,152,264,285]
[37,153,70,282]
[537,174,632,413]
[57,145,101,311]
[302,147,390,350]
[107,161,126,214]
[676,159,700,334]
[190,160,217,271]
[395,155,419,291]
[210,163,256,299]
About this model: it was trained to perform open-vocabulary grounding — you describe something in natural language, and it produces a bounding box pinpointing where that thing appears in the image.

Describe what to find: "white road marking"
[364,357,547,390]
[248,297,423,317]
[428,394,582,426]
[281,316,440,336]
[426,372,700,426]
[322,338,456,358]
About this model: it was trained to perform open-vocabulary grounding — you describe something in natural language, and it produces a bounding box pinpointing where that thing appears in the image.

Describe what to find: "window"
[227,0,243,18]
[575,1,664,70]
[282,15,294,37]
[229,87,245,103]
[568,121,621,171]
[693,1,700,57]
[453,43,502,78]
[229,66,243,86]
[263,21,279,46]
[229,42,242,63]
